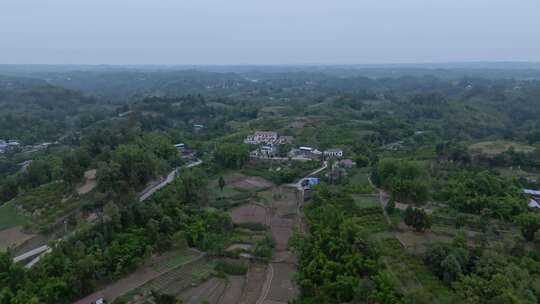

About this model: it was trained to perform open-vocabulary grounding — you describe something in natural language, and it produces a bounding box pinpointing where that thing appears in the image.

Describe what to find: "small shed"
[302,177,320,190]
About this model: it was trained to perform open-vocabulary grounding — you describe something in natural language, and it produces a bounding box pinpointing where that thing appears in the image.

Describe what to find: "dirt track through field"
[255,186,301,304]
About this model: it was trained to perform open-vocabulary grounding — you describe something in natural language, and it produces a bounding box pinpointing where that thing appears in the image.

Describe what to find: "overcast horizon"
[1,0,539,65]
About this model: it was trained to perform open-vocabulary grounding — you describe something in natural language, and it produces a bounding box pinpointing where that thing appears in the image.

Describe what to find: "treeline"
[437,170,526,220]
[425,235,540,303]
[291,187,401,303]
[371,159,429,204]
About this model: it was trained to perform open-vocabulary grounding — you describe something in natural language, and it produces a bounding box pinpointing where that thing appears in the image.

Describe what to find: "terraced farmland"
[354,206,388,232]
[141,257,215,297]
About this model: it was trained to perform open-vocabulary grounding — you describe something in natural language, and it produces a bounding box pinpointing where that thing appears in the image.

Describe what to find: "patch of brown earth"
[231,203,269,226]
[0,226,35,251]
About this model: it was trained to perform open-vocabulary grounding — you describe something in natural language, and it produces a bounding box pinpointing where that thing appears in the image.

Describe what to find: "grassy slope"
[0,202,29,230]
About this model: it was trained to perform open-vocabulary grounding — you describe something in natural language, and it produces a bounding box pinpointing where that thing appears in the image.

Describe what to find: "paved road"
[139,159,203,202]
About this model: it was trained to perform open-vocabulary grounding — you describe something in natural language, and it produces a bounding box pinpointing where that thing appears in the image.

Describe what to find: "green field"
[354,206,388,232]
[469,140,535,155]
[0,203,29,230]
[380,237,457,303]
[153,249,201,273]
[352,194,379,209]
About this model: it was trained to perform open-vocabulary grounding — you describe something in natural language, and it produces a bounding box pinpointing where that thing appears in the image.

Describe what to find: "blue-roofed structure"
[302,177,320,190]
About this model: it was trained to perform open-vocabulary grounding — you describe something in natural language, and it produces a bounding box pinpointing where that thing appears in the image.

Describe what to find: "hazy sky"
[1,0,539,65]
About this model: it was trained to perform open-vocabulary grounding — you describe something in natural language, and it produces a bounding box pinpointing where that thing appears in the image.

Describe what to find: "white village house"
[244,131,279,145]
[0,139,20,153]
[524,189,540,210]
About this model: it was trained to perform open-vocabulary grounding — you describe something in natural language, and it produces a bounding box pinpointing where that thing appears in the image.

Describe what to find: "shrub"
[215,260,248,275]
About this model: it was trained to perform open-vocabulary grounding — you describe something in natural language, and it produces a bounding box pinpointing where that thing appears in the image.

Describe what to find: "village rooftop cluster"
[244,131,344,160]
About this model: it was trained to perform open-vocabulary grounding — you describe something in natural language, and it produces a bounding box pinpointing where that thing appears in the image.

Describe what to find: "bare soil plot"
[0,226,35,251]
[271,225,293,252]
[265,263,298,303]
[226,243,253,251]
[73,265,160,304]
[179,277,227,304]
[239,262,268,304]
[231,203,269,226]
[229,176,274,191]
[395,202,434,214]
[219,275,246,304]
[76,169,97,195]
[260,187,298,216]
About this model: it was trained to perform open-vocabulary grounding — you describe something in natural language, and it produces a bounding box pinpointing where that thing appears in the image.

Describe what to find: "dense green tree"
[404,207,432,232]
[386,198,396,215]
[516,213,540,241]
[218,176,225,192]
[62,153,85,187]
[213,143,248,169]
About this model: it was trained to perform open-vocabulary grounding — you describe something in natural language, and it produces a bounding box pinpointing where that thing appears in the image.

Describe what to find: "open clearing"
[219,275,246,304]
[395,230,453,254]
[353,194,379,208]
[76,169,97,195]
[469,140,535,155]
[179,277,227,304]
[381,237,457,303]
[231,203,270,226]
[229,176,274,191]
[0,202,29,230]
[0,226,35,251]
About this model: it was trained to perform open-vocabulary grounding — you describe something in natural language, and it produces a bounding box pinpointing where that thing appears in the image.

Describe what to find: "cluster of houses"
[245,131,351,162]
[287,146,344,161]
[245,131,293,157]
[525,189,540,209]
[0,139,20,154]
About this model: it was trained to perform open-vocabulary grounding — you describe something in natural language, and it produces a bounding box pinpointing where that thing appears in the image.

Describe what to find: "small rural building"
[339,159,355,169]
[193,124,204,131]
[324,148,343,158]
[0,140,20,153]
[302,177,320,190]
